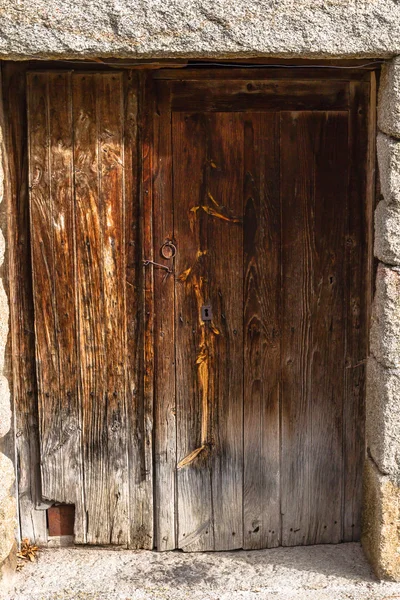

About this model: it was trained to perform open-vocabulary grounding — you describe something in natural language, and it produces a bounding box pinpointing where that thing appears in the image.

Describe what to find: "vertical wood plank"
[28,72,57,498]
[4,64,47,544]
[47,72,86,540]
[342,81,371,541]
[207,112,244,551]
[310,111,348,544]
[73,72,105,544]
[28,72,86,541]
[174,112,214,551]
[243,113,281,549]
[97,73,129,544]
[280,111,348,546]
[125,71,153,549]
[140,72,156,549]
[152,81,176,550]
[73,72,130,545]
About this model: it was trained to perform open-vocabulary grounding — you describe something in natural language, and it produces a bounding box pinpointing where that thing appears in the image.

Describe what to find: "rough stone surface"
[0,377,10,439]
[0,69,14,584]
[366,356,400,484]
[374,199,400,265]
[0,454,16,567]
[362,457,400,581]
[0,77,10,440]
[370,264,400,367]
[3,543,400,600]
[378,57,400,139]
[0,0,399,60]
[377,132,400,205]
[0,541,16,589]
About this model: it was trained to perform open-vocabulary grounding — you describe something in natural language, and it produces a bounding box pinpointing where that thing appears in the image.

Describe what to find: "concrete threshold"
[2,542,400,600]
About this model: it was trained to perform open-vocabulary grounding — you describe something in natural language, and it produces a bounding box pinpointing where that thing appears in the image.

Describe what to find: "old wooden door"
[26,67,372,550]
[27,71,153,547]
[149,69,372,551]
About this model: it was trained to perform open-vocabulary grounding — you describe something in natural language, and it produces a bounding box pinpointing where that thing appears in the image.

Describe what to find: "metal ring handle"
[160,241,177,260]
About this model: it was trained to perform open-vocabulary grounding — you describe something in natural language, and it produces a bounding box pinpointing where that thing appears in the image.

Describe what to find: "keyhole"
[201,305,212,321]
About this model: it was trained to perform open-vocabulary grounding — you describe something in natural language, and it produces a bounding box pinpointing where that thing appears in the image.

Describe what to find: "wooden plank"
[152,80,176,551]
[125,71,153,549]
[73,72,131,545]
[170,80,349,112]
[140,72,155,549]
[28,73,57,499]
[243,112,281,550]
[342,81,371,541]
[3,63,47,544]
[154,66,374,81]
[97,72,129,545]
[47,72,85,539]
[73,73,105,544]
[174,112,214,551]
[280,111,348,546]
[28,69,145,547]
[309,111,348,544]
[207,112,244,551]
[27,72,86,540]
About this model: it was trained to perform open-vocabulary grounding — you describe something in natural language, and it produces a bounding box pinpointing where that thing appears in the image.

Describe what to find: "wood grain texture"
[126,72,153,550]
[170,80,349,112]
[342,81,371,541]
[73,72,105,544]
[207,112,244,551]
[28,70,146,546]
[243,113,281,550]
[152,74,371,551]
[154,67,372,81]
[48,72,86,540]
[280,111,348,546]
[23,70,372,550]
[2,64,47,544]
[152,80,176,551]
[174,112,214,551]
[172,111,244,551]
[28,72,86,541]
[139,72,155,549]
[98,72,129,544]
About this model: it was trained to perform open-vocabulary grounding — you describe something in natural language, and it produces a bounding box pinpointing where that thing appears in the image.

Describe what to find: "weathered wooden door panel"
[27,71,152,547]
[26,69,370,550]
[173,112,245,551]
[152,73,370,551]
[243,112,281,550]
[280,111,348,546]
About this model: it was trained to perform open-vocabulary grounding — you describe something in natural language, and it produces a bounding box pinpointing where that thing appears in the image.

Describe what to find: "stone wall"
[0,69,16,586]
[363,57,400,581]
[0,0,399,584]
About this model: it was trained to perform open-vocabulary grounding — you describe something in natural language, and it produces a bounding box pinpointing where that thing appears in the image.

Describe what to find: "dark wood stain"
[243,113,281,550]
[280,111,348,546]
[342,80,372,542]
